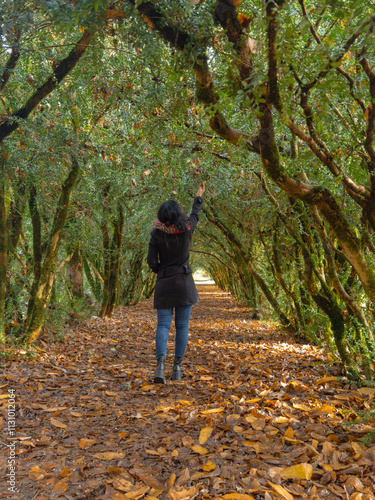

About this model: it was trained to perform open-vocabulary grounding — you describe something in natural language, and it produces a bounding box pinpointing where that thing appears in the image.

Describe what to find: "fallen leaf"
[222,494,257,500]
[52,481,68,495]
[281,463,313,480]
[292,403,311,411]
[202,461,216,472]
[79,438,96,449]
[51,417,67,429]
[201,408,223,414]
[191,444,208,454]
[29,466,45,481]
[199,426,213,445]
[93,452,125,460]
[268,482,294,500]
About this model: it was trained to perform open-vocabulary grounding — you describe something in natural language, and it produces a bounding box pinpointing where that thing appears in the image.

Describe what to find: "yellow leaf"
[281,463,313,480]
[201,408,223,414]
[51,417,67,429]
[245,415,257,424]
[350,493,364,500]
[59,467,72,478]
[191,444,208,454]
[166,472,176,487]
[202,461,216,472]
[79,438,96,449]
[284,427,294,439]
[179,400,192,405]
[123,485,150,499]
[222,494,257,500]
[141,385,154,392]
[199,426,213,445]
[273,416,288,423]
[0,394,10,399]
[171,449,179,458]
[292,403,311,411]
[316,376,337,384]
[93,452,125,460]
[320,404,335,413]
[268,482,294,500]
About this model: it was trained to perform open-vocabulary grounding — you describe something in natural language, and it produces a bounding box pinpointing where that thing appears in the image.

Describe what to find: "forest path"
[1,285,375,499]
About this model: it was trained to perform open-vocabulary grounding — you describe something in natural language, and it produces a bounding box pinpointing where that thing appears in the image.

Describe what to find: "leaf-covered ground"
[1,284,375,500]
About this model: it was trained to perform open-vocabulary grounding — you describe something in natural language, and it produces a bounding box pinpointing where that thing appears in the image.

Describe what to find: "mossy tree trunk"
[0,183,8,342]
[66,246,83,299]
[100,204,124,318]
[21,157,80,344]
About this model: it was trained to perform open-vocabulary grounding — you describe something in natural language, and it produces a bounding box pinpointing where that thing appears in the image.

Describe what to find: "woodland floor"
[1,284,375,500]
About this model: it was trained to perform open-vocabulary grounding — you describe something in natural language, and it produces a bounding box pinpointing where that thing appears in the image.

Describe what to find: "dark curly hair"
[157,200,189,231]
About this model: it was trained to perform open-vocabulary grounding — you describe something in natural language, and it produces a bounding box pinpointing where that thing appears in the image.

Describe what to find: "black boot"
[172,357,182,381]
[154,355,165,384]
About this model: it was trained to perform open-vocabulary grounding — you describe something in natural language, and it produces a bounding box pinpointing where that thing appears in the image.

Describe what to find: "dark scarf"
[153,220,191,234]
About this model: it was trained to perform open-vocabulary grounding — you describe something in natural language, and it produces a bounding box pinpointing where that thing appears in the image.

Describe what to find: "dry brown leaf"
[112,476,135,491]
[52,481,68,495]
[51,417,67,429]
[130,466,164,490]
[93,452,125,460]
[29,466,45,481]
[167,485,199,500]
[358,387,375,396]
[79,438,96,449]
[123,485,150,499]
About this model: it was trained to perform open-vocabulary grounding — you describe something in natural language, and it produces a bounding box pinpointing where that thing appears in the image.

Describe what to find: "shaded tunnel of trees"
[1,0,375,381]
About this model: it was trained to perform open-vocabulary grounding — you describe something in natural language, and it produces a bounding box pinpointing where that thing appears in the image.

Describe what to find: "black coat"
[147,196,203,309]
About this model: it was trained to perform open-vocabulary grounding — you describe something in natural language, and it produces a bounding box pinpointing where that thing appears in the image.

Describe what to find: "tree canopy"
[1,0,375,380]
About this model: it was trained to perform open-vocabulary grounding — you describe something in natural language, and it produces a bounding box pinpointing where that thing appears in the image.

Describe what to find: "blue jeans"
[155,305,193,360]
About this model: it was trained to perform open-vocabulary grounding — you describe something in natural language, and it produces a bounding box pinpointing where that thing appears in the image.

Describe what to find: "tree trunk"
[0,183,8,342]
[22,157,80,344]
[66,246,83,298]
[100,205,124,318]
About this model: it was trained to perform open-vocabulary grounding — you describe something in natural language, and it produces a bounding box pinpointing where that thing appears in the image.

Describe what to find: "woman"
[147,182,205,384]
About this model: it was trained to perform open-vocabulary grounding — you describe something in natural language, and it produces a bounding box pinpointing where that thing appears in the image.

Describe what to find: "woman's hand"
[196,181,205,197]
